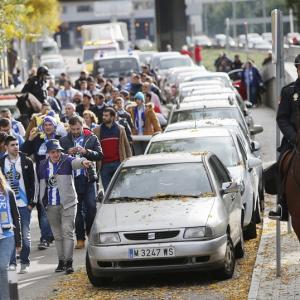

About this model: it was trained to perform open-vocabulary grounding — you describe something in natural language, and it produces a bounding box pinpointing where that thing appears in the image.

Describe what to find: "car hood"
[96,198,216,232]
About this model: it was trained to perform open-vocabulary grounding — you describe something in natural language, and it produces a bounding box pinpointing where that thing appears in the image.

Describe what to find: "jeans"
[47,205,76,261]
[75,175,97,240]
[10,206,31,266]
[249,85,258,105]
[37,202,53,242]
[0,236,15,300]
[100,161,121,191]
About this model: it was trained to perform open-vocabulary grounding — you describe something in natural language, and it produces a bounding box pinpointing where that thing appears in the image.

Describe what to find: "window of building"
[77,5,93,13]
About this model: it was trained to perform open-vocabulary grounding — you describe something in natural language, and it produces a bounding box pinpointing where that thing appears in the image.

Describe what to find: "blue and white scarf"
[134,105,145,135]
[0,190,13,239]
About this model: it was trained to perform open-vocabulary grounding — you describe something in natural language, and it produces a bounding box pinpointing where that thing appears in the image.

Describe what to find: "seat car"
[164,118,264,208]
[87,152,244,286]
[145,128,262,240]
[167,100,263,137]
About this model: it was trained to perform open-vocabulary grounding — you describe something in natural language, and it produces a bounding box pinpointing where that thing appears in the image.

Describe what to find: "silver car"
[87,153,243,286]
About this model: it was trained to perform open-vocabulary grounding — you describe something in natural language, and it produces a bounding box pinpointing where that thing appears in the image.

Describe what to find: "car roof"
[182,94,236,104]
[160,55,190,61]
[152,52,181,58]
[94,53,139,61]
[150,127,232,142]
[123,152,207,167]
[174,100,236,111]
[186,72,230,79]
[165,118,240,132]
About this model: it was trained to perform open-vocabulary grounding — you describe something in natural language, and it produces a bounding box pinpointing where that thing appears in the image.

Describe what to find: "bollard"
[7,269,19,300]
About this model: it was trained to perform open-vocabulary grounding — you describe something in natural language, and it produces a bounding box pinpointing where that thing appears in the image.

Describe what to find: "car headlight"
[183,226,213,239]
[91,233,121,245]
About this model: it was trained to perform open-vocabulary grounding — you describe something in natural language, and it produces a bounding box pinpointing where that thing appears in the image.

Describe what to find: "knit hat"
[134,91,145,102]
[43,115,57,129]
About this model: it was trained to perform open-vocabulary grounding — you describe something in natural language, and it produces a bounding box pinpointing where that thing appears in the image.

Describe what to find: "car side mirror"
[245,101,253,108]
[250,125,263,135]
[247,157,262,171]
[166,103,174,110]
[222,181,240,194]
[251,140,261,152]
[77,58,82,64]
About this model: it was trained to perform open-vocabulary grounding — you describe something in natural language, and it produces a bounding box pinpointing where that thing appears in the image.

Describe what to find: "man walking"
[60,116,103,249]
[0,136,36,274]
[37,139,93,274]
[94,108,132,190]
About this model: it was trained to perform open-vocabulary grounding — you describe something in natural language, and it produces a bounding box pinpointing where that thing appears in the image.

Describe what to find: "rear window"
[94,57,139,77]
[159,57,192,70]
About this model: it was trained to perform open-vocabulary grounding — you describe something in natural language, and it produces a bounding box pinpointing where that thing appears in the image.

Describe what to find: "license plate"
[128,247,175,259]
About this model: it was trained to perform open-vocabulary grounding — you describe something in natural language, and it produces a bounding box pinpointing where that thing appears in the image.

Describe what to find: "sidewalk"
[248,195,300,300]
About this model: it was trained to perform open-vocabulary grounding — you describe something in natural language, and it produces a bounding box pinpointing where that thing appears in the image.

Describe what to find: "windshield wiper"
[109,196,152,202]
[150,194,201,199]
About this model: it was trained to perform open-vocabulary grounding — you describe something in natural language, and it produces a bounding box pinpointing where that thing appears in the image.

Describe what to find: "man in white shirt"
[56,80,78,109]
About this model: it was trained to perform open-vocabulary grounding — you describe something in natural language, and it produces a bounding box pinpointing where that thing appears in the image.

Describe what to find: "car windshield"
[148,137,239,167]
[43,61,64,69]
[171,107,248,134]
[83,49,100,62]
[106,163,213,202]
[42,46,59,55]
[94,58,139,77]
[159,58,192,70]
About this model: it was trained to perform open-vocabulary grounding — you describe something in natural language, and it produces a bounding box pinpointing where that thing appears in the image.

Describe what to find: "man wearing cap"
[37,139,92,274]
[92,92,107,124]
[76,91,95,117]
[130,92,161,135]
[269,54,300,221]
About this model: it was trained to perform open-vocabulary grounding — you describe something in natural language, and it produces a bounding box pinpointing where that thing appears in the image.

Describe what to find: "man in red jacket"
[194,43,202,66]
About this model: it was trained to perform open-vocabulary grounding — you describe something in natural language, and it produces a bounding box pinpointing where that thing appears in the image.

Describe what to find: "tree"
[0,0,60,50]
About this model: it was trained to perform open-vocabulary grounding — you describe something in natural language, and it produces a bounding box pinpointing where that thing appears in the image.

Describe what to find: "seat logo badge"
[148,232,155,240]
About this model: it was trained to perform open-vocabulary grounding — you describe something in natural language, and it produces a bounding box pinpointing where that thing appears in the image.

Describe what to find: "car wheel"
[235,215,245,259]
[86,252,113,287]
[214,235,235,280]
[244,205,257,240]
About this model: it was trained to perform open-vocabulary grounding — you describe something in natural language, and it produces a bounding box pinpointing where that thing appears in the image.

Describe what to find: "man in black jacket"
[21,66,49,103]
[60,116,103,249]
[92,92,107,124]
[0,135,35,274]
[269,54,300,221]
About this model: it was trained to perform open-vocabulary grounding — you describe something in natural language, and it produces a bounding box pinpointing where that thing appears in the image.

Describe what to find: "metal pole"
[232,0,237,39]
[244,22,250,102]
[262,0,267,33]
[289,8,294,33]
[272,9,284,277]
[225,18,230,51]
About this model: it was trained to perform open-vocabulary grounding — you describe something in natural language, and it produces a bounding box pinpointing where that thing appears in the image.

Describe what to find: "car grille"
[124,230,180,241]
[118,257,189,267]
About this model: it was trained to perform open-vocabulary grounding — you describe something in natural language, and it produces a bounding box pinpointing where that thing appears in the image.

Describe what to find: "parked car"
[87,152,244,286]
[145,128,262,239]
[167,100,257,137]
[133,51,157,66]
[40,54,66,81]
[214,34,236,48]
[164,118,264,206]
[191,35,213,47]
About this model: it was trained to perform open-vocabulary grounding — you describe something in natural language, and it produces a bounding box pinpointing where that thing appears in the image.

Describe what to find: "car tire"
[235,215,245,259]
[244,205,257,240]
[86,252,113,287]
[214,235,235,280]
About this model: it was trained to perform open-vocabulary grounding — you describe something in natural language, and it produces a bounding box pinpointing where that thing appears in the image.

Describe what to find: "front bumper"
[87,234,227,277]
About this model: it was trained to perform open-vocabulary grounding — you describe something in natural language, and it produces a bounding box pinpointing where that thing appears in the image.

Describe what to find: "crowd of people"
[0,65,166,299]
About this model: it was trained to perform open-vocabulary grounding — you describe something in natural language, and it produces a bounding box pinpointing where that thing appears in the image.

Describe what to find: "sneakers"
[65,260,74,275]
[55,260,65,273]
[38,240,50,250]
[269,205,289,222]
[19,264,29,274]
[75,240,85,249]
[8,265,16,271]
